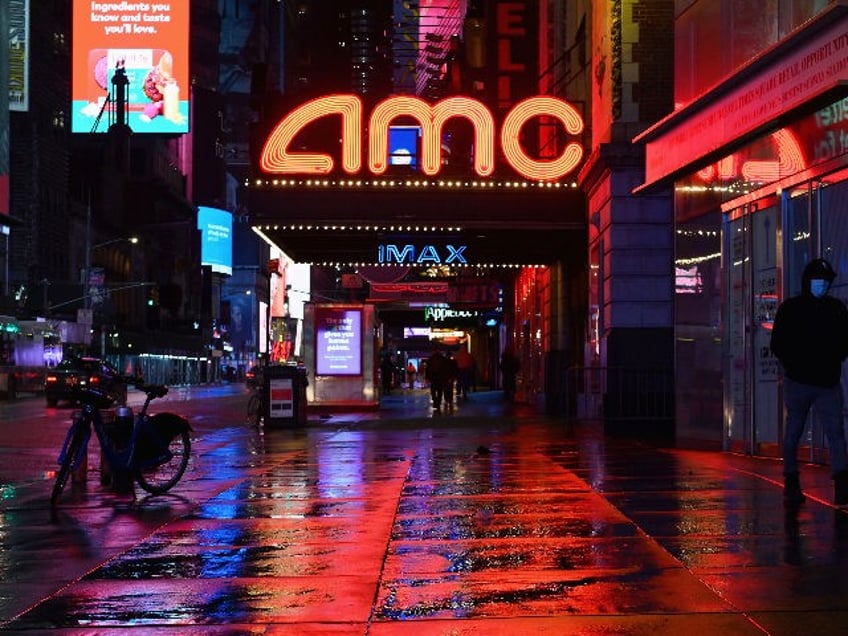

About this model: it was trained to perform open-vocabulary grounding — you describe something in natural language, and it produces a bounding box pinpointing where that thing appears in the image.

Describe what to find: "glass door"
[724,198,780,455]
[725,172,848,462]
[787,175,848,465]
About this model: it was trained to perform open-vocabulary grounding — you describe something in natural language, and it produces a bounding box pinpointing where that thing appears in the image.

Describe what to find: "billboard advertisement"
[8,0,28,112]
[197,206,232,275]
[388,125,420,169]
[71,1,190,134]
[222,295,253,358]
[315,307,362,376]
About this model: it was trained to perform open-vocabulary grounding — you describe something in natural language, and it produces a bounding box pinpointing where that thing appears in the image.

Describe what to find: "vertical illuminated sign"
[197,206,232,275]
[8,0,28,112]
[315,307,362,376]
[71,0,190,133]
[492,1,537,111]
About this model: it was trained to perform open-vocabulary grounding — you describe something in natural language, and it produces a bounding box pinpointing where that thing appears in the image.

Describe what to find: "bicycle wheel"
[247,392,262,425]
[135,429,191,495]
[51,428,86,506]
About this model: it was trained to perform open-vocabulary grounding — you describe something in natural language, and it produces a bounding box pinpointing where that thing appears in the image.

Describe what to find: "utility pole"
[84,192,91,309]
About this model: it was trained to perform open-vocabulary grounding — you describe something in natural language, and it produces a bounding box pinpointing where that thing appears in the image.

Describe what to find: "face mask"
[810,279,829,298]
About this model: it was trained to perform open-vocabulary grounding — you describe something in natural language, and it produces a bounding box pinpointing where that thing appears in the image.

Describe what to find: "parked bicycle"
[50,380,192,506]
[246,384,264,426]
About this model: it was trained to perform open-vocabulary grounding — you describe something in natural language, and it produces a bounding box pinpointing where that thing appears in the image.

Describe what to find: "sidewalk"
[2,388,847,634]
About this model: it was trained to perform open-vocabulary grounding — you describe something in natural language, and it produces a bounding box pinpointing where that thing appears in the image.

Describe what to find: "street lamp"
[91,236,139,251]
[83,232,140,310]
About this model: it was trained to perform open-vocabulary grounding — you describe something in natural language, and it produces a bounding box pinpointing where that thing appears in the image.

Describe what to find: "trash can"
[264,364,308,427]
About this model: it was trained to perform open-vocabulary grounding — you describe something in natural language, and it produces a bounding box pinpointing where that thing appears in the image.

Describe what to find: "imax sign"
[378,244,467,265]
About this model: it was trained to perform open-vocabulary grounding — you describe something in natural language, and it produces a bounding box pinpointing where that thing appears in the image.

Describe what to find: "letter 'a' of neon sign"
[259,94,584,181]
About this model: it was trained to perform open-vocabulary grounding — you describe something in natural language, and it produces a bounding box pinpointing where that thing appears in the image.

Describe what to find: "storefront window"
[673,191,723,444]
[513,266,549,405]
[675,0,832,108]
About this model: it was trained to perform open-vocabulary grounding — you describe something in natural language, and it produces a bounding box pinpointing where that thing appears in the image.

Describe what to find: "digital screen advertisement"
[388,125,420,168]
[8,0,29,112]
[315,307,362,376]
[197,206,233,275]
[71,1,190,134]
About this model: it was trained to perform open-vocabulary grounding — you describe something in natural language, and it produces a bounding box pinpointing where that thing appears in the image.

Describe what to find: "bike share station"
[262,364,309,427]
[55,383,192,504]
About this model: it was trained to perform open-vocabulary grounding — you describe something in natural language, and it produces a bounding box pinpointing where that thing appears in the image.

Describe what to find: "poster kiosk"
[302,303,378,410]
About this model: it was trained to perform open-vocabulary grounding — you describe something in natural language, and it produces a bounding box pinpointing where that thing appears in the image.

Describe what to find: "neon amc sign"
[260,94,584,181]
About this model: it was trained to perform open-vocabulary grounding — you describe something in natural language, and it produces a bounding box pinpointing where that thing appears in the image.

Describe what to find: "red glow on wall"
[259,94,584,181]
[696,130,805,184]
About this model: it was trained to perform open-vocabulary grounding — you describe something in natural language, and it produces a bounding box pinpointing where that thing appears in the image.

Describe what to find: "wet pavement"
[1,387,848,634]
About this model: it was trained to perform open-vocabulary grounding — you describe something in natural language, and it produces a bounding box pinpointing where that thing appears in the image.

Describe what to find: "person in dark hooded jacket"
[770,258,848,506]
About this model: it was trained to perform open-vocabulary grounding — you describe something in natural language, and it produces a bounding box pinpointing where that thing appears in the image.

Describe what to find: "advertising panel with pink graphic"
[315,307,362,376]
[71,1,189,134]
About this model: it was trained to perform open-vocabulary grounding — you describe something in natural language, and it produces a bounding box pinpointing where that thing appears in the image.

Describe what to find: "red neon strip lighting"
[258,94,585,180]
[740,130,804,183]
[696,129,805,185]
[260,94,362,175]
[501,97,584,181]
[369,96,495,176]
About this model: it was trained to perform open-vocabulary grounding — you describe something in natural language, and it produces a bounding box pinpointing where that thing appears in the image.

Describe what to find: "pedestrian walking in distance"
[425,348,449,412]
[455,347,474,399]
[500,346,519,402]
[770,258,848,506]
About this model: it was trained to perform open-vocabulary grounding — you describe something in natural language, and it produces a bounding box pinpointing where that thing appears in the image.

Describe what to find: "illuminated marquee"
[260,94,584,181]
[378,244,468,265]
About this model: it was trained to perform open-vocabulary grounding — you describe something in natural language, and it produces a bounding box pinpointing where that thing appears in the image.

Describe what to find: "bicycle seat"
[137,384,168,399]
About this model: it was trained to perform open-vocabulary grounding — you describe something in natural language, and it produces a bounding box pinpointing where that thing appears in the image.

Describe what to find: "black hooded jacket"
[770,263,848,387]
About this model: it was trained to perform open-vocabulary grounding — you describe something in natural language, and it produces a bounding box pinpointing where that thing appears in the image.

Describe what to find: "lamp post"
[82,209,139,311]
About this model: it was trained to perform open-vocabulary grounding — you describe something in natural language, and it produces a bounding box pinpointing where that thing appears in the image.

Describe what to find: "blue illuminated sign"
[377,244,467,265]
[197,206,233,275]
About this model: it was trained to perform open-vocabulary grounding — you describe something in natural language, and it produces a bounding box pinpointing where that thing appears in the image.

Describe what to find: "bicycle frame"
[57,398,150,475]
[53,385,191,501]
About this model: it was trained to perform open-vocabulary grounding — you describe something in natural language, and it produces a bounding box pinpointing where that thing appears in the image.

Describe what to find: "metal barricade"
[565,366,675,437]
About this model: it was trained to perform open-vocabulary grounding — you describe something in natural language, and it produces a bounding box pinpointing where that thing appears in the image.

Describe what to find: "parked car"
[44,357,128,407]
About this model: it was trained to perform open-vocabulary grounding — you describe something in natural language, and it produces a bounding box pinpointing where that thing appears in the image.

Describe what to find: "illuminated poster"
[71,1,190,133]
[315,307,362,376]
[388,125,420,168]
[8,0,28,112]
[222,296,253,357]
[197,206,232,275]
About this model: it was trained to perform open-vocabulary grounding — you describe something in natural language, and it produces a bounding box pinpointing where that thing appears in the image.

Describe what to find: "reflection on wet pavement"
[2,390,848,634]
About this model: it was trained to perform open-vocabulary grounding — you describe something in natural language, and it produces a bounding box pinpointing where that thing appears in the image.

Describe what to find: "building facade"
[638,1,848,455]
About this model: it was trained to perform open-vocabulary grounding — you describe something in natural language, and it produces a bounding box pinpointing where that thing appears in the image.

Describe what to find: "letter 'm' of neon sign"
[260,94,584,181]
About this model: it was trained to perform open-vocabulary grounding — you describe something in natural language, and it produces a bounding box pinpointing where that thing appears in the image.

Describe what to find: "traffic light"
[147,285,160,307]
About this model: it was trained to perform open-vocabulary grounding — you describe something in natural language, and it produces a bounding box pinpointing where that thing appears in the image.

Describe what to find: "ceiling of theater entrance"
[248,182,587,267]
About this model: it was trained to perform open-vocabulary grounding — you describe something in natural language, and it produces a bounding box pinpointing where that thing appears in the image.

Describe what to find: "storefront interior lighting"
[676,229,719,237]
[675,252,721,266]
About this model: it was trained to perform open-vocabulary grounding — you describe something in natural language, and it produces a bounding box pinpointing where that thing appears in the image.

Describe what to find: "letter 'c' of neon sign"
[259,94,584,181]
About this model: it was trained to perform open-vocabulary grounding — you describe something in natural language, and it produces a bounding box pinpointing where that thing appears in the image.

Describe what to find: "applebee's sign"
[260,94,584,181]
